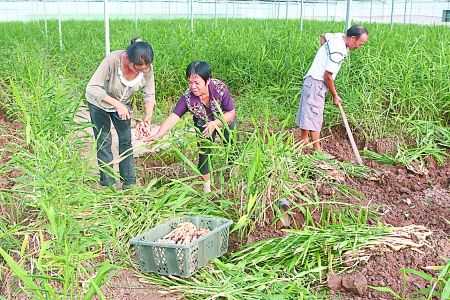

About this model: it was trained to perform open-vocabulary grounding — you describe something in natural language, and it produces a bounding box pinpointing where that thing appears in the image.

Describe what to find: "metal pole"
[334,0,337,21]
[214,0,217,24]
[58,4,63,51]
[232,0,235,18]
[369,0,373,23]
[134,0,138,33]
[190,0,194,32]
[43,0,48,39]
[326,0,329,21]
[32,1,36,24]
[104,0,110,56]
[168,0,171,18]
[285,0,289,21]
[409,0,413,23]
[277,0,280,19]
[345,0,352,30]
[403,0,408,24]
[300,0,304,31]
[390,0,394,29]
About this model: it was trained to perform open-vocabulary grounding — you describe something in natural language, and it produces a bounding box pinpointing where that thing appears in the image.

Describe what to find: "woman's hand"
[116,102,131,120]
[136,121,152,140]
[202,120,220,138]
[140,125,161,142]
[146,130,161,142]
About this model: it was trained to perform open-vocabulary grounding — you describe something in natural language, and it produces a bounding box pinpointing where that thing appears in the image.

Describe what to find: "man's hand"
[202,120,220,138]
[116,103,131,120]
[333,95,342,106]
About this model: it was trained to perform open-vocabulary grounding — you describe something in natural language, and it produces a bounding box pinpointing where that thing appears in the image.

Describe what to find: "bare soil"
[293,126,450,299]
[100,269,182,300]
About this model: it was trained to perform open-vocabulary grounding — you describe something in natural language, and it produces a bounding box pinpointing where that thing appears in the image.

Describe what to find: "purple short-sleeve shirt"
[173,79,235,122]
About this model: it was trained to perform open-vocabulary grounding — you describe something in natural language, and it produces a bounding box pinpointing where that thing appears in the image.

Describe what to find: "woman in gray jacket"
[85,38,155,188]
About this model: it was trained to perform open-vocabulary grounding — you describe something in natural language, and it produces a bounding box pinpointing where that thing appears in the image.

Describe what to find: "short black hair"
[127,37,154,65]
[346,25,368,38]
[185,61,211,83]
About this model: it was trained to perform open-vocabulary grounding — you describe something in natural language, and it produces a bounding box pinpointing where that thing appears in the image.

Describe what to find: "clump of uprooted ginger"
[158,222,210,245]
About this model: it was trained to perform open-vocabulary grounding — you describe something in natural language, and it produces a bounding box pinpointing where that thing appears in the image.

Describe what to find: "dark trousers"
[88,103,136,187]
[194,120,236,175]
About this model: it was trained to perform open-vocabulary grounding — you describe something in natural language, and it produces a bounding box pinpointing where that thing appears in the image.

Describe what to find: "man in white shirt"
[295,25,369,151]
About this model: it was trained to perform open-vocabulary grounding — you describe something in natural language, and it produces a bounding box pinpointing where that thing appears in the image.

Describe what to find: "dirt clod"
[327,272,368,296]
[327,273,342,290]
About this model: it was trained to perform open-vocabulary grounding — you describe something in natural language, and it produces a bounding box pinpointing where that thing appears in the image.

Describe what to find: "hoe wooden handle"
[338,103,364,165]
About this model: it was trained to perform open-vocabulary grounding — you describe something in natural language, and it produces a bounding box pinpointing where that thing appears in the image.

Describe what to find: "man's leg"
[299,129,310,146]
[310,130,321,151]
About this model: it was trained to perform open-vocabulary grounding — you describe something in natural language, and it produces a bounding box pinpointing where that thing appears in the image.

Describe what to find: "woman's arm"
[103,95,131,120]
[151,113,180,140]
[220,109,236,126]
[216,82,236,127]
[86,55,112,105]
[142,100,155,123]
[143,65,156,123]
[203,109,236,137]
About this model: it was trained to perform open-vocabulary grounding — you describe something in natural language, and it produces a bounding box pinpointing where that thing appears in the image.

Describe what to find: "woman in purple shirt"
[149,61,236,192]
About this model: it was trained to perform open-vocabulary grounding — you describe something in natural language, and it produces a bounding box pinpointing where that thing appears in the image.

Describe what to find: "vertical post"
[403,0,408,24]
[285,0,289,21]
[369,0,373,23]
[104,0,110,56]
[190,0,194,32]
[345,0,352,30]
[232,0,235,18]
[390,0,394,29]
[43,0,48,39]
[326,0,329,21]
[134,0,138,33]
[409,0,413,23]
[300,0,304,31]
[276,0,280,19]
[214,0,217,22]
[168,0,171,18]
[58,4,63,51]
[32,1,36,24]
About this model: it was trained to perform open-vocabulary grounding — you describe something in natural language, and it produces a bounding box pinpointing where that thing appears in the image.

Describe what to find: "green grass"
[146,224,391,299]
[0,19,448,299]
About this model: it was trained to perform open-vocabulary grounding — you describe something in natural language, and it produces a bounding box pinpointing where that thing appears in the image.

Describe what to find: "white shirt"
[305,33,348,81]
